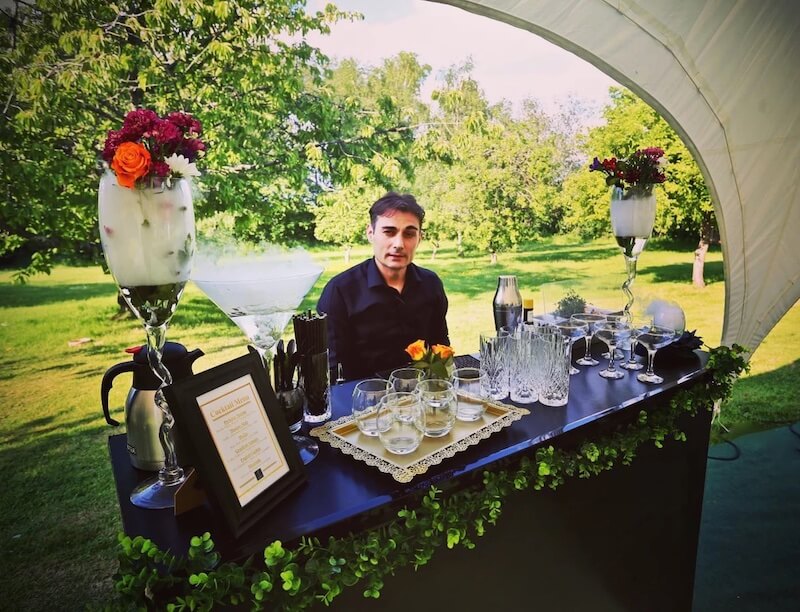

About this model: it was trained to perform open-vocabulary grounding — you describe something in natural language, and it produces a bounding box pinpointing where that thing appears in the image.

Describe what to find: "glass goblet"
[595,320,632,379]
[570,313,607,366]
[636,325,678,384]
[621,315,650,370]
[352,378,391,436]
[555,321,588,375]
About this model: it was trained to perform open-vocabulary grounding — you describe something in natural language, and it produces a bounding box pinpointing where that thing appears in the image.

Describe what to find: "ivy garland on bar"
[110,345,748,611]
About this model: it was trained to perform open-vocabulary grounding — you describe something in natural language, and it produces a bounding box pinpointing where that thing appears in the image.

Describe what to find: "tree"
[312,53,432,256]
[0,0,418,280]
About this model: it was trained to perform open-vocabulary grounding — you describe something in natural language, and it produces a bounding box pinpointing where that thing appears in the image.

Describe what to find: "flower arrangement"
[589,147,666,196]
[405,340,455,380]
[101,109,206,189]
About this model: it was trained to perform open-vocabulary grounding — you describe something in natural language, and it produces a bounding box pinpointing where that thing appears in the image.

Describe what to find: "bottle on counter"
[523,297,534,323]
[493,275,523,332]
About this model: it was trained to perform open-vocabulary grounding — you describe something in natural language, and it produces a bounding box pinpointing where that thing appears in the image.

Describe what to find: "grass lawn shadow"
[0,281,118,308]
[642,260,724,284]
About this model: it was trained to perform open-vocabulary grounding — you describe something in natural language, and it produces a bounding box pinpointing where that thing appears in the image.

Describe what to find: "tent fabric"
[431,0,800,353]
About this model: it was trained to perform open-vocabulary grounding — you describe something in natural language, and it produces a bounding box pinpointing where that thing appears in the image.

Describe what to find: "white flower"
[165,154,200,178]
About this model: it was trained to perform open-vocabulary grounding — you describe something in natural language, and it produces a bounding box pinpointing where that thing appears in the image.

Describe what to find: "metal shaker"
[493,275,523,332]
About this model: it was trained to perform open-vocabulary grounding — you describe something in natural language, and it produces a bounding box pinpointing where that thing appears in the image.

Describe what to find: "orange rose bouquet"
[405,339,455,380]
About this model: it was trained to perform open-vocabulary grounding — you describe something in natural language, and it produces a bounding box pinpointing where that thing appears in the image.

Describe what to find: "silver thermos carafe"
[493,275,523,332]
[101,342,203,471]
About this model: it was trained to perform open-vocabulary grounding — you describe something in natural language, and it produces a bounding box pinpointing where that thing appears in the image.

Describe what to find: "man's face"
[367,211,422,274]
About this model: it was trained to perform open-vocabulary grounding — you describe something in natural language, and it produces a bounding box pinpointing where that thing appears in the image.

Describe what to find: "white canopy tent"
[431,0,800,353]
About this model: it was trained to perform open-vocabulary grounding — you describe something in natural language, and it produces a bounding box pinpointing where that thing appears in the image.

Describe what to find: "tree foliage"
[0,0,418,280]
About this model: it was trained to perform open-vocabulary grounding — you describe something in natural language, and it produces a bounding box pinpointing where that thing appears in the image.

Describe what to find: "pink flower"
[166,111,202,136]
[122,109,158,140]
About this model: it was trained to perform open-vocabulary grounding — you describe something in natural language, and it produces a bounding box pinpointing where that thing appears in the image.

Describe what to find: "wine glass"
[636,325,678,384]
[621,315,650,370]
[602,313,630,360]
[98,173,195,509]
[192,253,323,464]
[595,320,632,379]
[555,321,588,375]
[570,313,607,366]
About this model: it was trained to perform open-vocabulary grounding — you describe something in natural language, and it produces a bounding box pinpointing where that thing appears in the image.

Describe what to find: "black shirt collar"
[367,257,420,290]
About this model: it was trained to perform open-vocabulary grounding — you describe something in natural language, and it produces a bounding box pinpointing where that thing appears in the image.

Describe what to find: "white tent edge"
[430,0,800,355]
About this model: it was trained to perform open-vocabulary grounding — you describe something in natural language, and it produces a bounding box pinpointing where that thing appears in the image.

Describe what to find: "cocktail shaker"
[493,275,523,331]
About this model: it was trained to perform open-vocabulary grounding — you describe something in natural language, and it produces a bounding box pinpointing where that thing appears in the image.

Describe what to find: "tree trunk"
[692,239,708,287]
[430,240,439,261]
[344,244,352,264]
[490,251,498,265]
[457,231,464,257]
[692,214,716,288]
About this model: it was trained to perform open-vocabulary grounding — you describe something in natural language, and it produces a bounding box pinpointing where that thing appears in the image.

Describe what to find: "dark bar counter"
[109,346,712,611]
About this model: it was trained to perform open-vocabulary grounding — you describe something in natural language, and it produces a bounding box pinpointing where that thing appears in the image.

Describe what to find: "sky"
[305,0,618,121]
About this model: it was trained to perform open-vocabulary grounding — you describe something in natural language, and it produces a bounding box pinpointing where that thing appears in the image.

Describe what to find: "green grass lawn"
[1,238,797,609]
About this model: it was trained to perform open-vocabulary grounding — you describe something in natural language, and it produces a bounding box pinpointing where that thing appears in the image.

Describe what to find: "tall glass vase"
[98,171,195,509]
[610,186,656,315]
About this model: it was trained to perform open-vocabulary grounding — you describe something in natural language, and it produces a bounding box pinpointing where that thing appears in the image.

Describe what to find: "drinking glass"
[571,313,607,366]
[377,392,424,455]
[479,330,509,400]
[534,331,571,406]
[555,321,588,375]
[509,331,537,404]
[352,378,391,436]
[636,325,678,384]
[601,314,629,359]
[595,320,632,379]
[389,367,425,392]
[621,315,650,370]
[450,367,488,422]
[416,379,458,437]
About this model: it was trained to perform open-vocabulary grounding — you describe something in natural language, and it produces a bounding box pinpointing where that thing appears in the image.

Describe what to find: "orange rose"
[431,344,455,360]
[405,339,427,361]
[111,141,151,188]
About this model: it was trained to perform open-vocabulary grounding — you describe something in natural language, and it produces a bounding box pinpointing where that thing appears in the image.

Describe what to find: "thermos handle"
[100,362,136,426]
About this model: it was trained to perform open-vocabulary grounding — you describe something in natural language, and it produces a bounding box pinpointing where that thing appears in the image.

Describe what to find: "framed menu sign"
[166,352,305,537]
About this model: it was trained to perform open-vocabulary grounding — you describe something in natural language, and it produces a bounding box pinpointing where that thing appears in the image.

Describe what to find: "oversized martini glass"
[193,254,324,463]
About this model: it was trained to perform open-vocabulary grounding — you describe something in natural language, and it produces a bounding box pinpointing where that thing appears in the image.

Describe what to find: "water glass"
[377,392,424,455]
[509,331,537,404]
[450,367,488,421]
[352,378,391,436]
[416,379,458,437]
[534,331,571,406]
[479,330,509,400]
[389,367,425,392]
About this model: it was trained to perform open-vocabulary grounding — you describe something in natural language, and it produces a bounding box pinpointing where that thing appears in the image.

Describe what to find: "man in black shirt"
[317,193,450,380]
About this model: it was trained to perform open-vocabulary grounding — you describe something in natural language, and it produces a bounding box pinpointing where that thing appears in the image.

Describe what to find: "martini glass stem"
[145,323,184,485]
[622,254,638,316]
[644,348,657,378]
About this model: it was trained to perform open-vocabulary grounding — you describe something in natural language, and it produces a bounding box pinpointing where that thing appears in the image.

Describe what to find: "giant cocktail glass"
[192,253,323,463]
[98,172,195,509]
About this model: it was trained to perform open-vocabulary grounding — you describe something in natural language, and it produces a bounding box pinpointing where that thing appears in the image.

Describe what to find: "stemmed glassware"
[570,313,607,366]
[594,320,632,379]
[192,253,323,463]
[98,172,195,509]
[621,315,650,370]
[636,324,678,384]
[555,321,588,375]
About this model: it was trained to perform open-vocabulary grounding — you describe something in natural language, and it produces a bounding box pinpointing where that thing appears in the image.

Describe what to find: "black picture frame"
[166,351,306,538]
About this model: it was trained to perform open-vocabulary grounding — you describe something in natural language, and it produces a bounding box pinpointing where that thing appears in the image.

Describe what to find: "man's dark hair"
[369,192,425,228]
